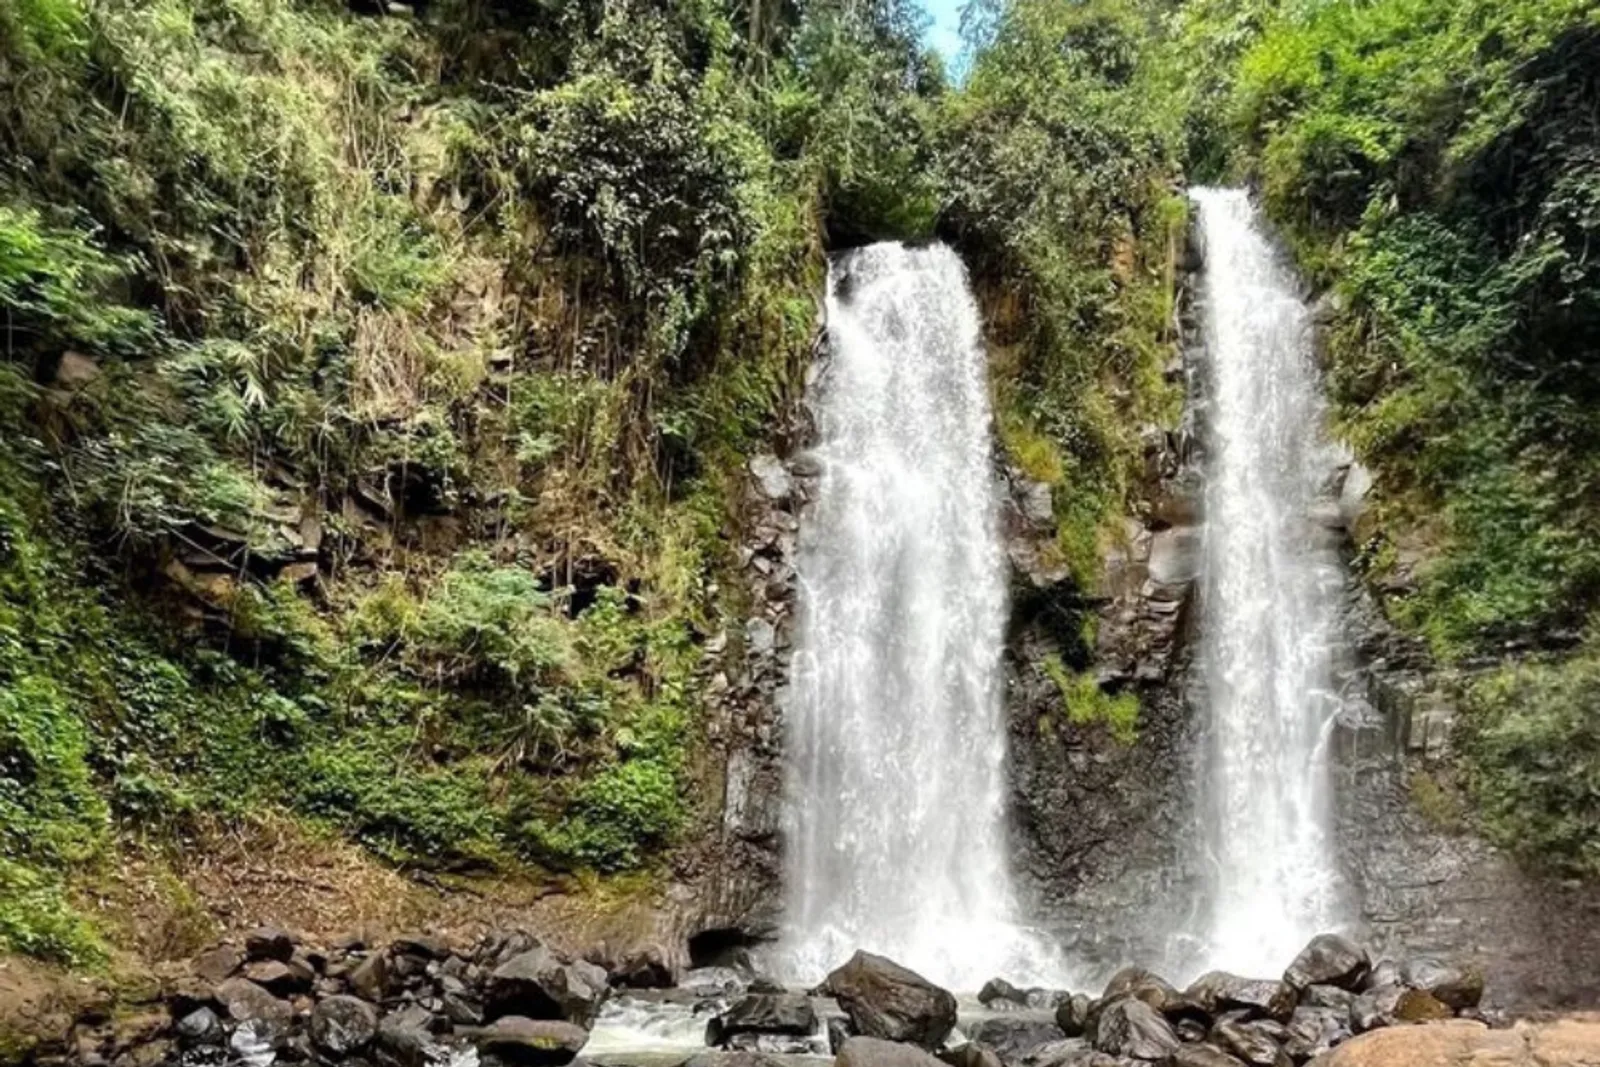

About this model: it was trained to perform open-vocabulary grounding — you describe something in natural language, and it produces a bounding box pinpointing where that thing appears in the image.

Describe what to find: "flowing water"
[1188,188,1347,975]
[774,241,1050,989]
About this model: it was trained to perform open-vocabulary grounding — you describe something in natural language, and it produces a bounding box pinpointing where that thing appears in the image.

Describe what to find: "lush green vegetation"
[0,0,947,961]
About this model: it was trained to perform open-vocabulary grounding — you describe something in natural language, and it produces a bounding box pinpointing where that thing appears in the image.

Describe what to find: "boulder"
[1391,989,1452,1024]
[835,1036,949,1067]
[230,1017,288,1067]
[1092,998,1178,1061]
[487,947,610,1028]
[1299,986,1354,1014]
[1361,961,1399,993]
[244,927,296,963]
[1055,994,1092,1038]
[965,1015,1066,1061]
[215,978,293,1023]
[1282,1005,1349,1061]
[244,958,315,997]
[311,995,380,1056]
[174,1007,224,1046]
[392,935,451,960]
[349,953,390,1003]
[1282,936,1368,993]
[375,1006,449,1067]
[1398,958,1484,1011]
[709,994,819,1044]
[1211,1020,1289,1067]
[192,945,244,986]
[1310,1016,1600,1067]
[1184,974,1295,1023]
[475,1016,589,1066]
[980,978,1028,1008]
[819,952,958,1049]
[940,1044,1004,1067]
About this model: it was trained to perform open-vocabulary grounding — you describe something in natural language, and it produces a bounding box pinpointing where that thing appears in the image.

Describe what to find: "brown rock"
[191,946,243,987]
[819,951,958,1049]
[474,1016,588,1066]
[1307,1016,1600,1066]
[244,926,296,963]
[213,978,292,1023]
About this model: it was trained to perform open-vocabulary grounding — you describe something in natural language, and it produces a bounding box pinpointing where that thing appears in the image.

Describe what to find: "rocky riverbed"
[23,926,1600,1067]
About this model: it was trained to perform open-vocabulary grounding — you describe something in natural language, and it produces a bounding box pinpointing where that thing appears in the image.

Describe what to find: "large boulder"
[819,952,958,1049]
[1282,1005,1350,1061]
[835,1036,949,1067]
[1184,974,1295,1023]
[475,1016,589,1066]
[1311,1016,1600,1067]
[487,946,610,1028]
[214,978,293,1023]
[709,994,819,1044]
[980,978,1028,1008]
[1091,998,1178,1062]
[1398,959,1484,1011]
[1283,936,1369,993]
[311,995,380,1057]
[965,1015,1066,1061]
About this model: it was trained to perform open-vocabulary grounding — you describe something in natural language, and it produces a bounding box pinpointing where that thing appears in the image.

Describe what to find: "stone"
[940,1044,1004,1067]
[1211,1020,1288,1067]
[174,1007,223,1046]
[311,995,380,1056]
[818,951,957,1049]
[215,978,293,1023]
[1183,974,1295,1023]
[1361,961,1399,993]
[1283,935,1369,993]
[710,994,819,1043]
[244,959,315,996]
[1092,998,1178,1061]
[375,1006,447,1067]
[1172,1047,1246,1067]
[54,351,100,390]
[750,456,794,502]
[1398,958,1484,1011]
[1310,1016,1600,1067]
[1282,1005,1349,1061]
[245,927,296,963]
[192,945,244,986]
[1299,985,1355,1013]
[350,953,390,1003]
[1055,994,1092,1038]
[965,1015,1066,1061]
[835,1036,949,1067]
[828,1015,853,1053]
[231,1017,287,1067]
[980,978,1027,1007]
[487,947,610,1028]
[1020,481,1055,526]
[474,1016,588,1066]
[1391,989,1452,1024]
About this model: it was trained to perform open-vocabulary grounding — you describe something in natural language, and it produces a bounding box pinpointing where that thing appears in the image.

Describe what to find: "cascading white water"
[1189,188,1347,975]
[775,242,1048,989]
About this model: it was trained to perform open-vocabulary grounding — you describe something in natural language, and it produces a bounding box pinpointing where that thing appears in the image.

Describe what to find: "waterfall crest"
[775,242,1047,989]
[1189,188,1348,975]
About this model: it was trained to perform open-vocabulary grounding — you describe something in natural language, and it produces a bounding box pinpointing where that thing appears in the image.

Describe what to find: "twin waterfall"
[775,243,1046,988]
[777,193,1347,988]
[1190,188,1344,975]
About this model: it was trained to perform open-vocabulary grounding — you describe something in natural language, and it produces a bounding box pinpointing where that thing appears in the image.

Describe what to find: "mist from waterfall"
[774,241,1053,990]
[1188,188,1348,976]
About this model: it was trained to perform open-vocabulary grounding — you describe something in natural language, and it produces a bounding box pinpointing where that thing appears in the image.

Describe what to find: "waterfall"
[775,242,1046,989]
[1189,188,1347,975]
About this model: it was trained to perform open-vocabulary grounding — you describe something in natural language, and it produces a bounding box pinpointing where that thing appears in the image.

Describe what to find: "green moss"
[1043,654,1140,746]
